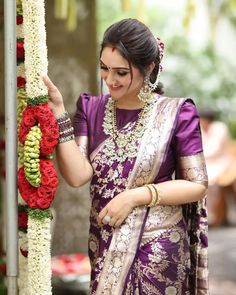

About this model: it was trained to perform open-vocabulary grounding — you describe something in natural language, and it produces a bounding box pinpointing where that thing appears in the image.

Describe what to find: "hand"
[97,191,136,228]
[43,75,65,117]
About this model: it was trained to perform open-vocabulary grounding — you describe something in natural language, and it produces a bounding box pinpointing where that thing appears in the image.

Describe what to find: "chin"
[108,91,123,100]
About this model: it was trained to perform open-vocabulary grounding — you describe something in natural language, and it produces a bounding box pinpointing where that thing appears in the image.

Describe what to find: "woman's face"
[100,47,144,101]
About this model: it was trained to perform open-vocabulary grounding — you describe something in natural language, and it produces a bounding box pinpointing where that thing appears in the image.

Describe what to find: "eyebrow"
[100,60,130,71]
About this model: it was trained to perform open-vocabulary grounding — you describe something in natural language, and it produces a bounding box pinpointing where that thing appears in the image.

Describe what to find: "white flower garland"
[22,0,48,98]
[27,214,52,295]
[16,22,24,39]
[17,63,26,78]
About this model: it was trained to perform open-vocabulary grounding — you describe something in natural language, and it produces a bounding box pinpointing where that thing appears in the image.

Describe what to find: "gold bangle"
[150,184,162,206]
[145,184,157,207]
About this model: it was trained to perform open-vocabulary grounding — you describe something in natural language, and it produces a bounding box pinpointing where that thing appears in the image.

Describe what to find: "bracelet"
[145,184,162,207]
[145,184,157,207]
[57,111,75,144]
[56,111,70,122]
[150,184,162,206]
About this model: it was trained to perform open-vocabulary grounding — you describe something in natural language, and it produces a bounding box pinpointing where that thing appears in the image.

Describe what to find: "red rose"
[40,159,52,168]
[41,176,50,186]
[37,185,53,198]
[18,125,29,143]
[35,104,50,118]
[42,168,56,179]
[17,76,26,88]
[21,113,36,127]
[48,177,59,188]
[18,167,37,206]
[18,210,28,229]
[17,41,24,60]
[20,249,28,258]
[45,130,59,141]
[36,197,51,209]
[27,198,37,208]
[17,16,23,25]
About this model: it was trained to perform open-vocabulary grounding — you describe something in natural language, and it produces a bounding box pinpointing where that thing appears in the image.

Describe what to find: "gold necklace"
[102,97,155,163]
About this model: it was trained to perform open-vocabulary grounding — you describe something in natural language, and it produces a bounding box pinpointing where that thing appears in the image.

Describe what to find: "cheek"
[100,71,107,80]
[130,77,143,90]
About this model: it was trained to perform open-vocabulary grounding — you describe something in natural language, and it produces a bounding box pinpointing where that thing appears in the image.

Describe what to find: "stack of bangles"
[57,111,75,143]
[145,184,162,207]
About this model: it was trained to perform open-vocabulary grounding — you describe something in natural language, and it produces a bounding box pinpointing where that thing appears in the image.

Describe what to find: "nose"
[104,71,116,86]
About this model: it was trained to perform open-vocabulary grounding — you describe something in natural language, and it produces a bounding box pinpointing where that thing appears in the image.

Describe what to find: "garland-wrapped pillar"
[17,0,59,294]
[4,0,18,294]
[16,1,29,293]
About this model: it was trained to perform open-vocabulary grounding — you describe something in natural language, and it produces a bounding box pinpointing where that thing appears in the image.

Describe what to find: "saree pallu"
[85,96,208,295]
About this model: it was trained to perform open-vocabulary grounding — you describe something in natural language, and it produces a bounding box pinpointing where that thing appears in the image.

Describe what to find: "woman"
[200,110,236,225]
[44,18,208,295]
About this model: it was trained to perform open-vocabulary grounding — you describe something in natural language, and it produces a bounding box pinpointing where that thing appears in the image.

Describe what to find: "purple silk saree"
[73,94,209,295]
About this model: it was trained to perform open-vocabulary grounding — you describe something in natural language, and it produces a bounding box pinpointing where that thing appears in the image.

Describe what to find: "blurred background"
[1,0,236,294]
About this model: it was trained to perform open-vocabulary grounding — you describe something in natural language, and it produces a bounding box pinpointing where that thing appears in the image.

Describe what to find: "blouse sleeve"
[73,93,91,137]
[73,93,91,157]
[174,100,208,187]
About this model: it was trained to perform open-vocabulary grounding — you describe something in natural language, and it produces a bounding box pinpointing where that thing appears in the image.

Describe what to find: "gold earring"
[138,75,153,103]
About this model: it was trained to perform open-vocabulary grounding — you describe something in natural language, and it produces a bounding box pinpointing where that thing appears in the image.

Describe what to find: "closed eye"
[117,71,129,76]
[100,65,108,71]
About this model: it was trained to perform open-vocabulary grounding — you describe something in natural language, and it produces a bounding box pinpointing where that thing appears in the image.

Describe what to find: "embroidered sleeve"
[75,135,89,158]
[178,152,208,187]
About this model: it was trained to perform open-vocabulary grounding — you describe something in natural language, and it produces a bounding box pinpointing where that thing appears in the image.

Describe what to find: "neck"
[114,96,145,110]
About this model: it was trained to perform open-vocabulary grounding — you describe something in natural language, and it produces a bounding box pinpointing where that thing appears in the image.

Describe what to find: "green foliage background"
[97,0,236,137]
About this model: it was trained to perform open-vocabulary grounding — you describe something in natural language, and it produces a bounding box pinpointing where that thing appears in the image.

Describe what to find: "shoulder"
[157,95,197,114]
[77,92,107,105]
[76,92,109,111]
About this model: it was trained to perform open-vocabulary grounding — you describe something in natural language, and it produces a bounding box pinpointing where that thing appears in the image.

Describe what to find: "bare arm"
[129,180,207,207]
[56,139,93,187]
[98,180,207,227]
[43,75,93,187]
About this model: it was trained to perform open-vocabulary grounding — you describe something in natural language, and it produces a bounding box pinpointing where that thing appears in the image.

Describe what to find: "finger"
[97,207,108,224]
[109,216,119,227]
[42,75,58,92]
[113,217,125,228]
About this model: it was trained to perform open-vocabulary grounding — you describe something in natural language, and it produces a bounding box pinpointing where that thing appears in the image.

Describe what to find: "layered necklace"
[102,97,155,163]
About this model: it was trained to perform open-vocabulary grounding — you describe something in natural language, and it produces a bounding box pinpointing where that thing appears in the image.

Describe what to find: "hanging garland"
[17,0,59,294]
[16,1,29,294]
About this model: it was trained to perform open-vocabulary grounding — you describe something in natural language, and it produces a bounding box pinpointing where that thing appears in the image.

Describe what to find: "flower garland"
[18,159,58,209]
[17,0,59,294]
[16,1,29,295]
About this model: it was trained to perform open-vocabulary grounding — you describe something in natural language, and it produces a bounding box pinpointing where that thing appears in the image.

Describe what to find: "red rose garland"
[18,159,58,209]
[19,104,59,155]
[18,104,59,209]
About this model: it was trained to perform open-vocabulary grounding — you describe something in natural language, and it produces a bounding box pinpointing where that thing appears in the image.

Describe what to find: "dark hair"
[199,109,218,122]
[100,18,164,95]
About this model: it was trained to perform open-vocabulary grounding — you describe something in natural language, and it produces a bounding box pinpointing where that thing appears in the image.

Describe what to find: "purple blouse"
[73,93,203,183]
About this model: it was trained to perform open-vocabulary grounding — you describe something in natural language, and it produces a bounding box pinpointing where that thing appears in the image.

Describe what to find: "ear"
[146,62,155,76]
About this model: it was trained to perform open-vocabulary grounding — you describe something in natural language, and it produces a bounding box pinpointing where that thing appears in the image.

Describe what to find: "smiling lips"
[109,85,122,91]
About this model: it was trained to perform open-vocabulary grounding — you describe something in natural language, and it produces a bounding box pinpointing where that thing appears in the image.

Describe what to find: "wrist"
[128,187,150,207]
[54,107,66,119]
